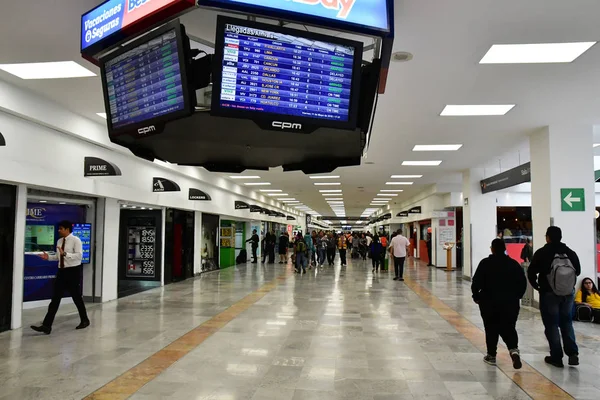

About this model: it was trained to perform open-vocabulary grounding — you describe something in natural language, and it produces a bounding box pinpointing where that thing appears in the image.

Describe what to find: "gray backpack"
[547,254,577,296]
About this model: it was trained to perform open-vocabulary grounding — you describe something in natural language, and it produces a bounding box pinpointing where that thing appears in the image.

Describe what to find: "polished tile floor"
[1,256,599,400]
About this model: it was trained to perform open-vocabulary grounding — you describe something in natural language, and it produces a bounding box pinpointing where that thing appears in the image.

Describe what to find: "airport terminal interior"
[1,1,600,399]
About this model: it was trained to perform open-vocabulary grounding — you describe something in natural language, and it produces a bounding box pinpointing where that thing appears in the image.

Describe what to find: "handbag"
[574,304,593,322]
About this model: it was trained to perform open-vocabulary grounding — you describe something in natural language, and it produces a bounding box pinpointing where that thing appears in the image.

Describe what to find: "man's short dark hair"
[58,220,73,232]
[491,238,506,255]
[546,226,562,243]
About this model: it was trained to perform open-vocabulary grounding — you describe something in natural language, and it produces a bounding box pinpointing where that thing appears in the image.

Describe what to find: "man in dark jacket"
[528,226,581,368]
[472,239,527,369]
[246,230,260,263]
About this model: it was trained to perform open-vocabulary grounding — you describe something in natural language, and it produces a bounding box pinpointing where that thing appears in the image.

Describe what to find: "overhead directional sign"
[201,0,391,32]
[480,162,531,194]
[561,188,585,212]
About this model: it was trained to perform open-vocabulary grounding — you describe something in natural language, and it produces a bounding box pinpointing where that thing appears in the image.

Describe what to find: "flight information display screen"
[103,28,186,130]
[218,22,357,122]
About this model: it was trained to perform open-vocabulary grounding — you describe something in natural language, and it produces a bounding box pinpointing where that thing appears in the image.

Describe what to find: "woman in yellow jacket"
[574,277,600,323]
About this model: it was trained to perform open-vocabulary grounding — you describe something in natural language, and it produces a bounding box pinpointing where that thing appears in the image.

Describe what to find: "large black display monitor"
[211,16,363,131]
[100,20,195,136]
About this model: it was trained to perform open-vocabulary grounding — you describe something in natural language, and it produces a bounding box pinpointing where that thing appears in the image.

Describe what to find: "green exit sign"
[561,188,585,212]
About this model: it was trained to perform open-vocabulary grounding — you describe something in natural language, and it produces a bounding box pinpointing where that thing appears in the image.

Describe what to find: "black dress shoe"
[31,325,51,335]
[76,321,90,330]
[544,356,564,368]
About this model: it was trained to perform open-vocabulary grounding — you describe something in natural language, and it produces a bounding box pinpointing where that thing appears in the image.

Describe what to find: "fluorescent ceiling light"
[402,161,442,166]
[310,175,340,179]
[283,201,300,204]
[325,198,343,201]
[96,112,107,119]
[230,175,261,179]
[391,175,422,179]
[385,182,414,185]
[314,182,341,186]
[480,42,596,64]
[377,194,398,197]
[380,189,404,192]
[244,182,271,186]
[268,194,289,197]
[319,190,342,193]
[279,198,296,201]
[413,144,462,151]
[440,105,515,116]
[594,144,600,148]
[0,61,96,79]
[260,189,282,192]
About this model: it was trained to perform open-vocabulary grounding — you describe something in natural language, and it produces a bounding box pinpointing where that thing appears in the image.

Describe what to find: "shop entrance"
[164,209,195,284]
[201,213,219,273]
[0,184,16,333]
[118,208,163,298]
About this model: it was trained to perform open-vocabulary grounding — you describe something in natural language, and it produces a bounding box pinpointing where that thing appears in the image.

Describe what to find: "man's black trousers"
[479,302,520,357]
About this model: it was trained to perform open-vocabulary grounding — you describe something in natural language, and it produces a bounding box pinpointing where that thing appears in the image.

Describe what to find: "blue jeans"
[296,253,307,271]
[540,291,579,360]
[318,248,326,265]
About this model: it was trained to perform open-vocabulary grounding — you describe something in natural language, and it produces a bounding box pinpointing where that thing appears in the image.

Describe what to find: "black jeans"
[540,291,579,360]
[251,246,257,262]
[43,266,88,327]
[372,255,380,271]
[327,248,336,265]
[339,249,347,265]
[479,302,520,357]
[394,256,406,278]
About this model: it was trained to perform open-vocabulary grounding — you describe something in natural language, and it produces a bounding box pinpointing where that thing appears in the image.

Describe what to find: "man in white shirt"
[31,220,89,334]
[389,229,411,281]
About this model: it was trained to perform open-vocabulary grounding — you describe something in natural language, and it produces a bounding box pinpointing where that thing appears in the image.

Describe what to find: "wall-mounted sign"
[561,188,585,212]
[153,177,180,192]
[72,223,92,264]
[306,214,312,227]
[250,205,262,213]
[188,188,211,201]
[235,201,250,210]
[0,131,5,146]
[80,0,196,52]
[409,206,422,214]
[480,162,531,194]
[397,211,409,217]
[287,216,296,221]
[84,157,122,177]
[202,0,391,32]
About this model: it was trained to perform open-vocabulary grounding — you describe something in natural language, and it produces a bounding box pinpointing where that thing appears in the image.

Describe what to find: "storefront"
[164,208,195,284]
[201,213,219,273]
[23,190,98,308]
[0,184,16,333]
[117,207,163,298]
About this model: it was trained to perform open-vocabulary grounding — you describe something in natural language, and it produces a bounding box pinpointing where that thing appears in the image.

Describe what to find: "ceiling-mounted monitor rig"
[81,0,394,173]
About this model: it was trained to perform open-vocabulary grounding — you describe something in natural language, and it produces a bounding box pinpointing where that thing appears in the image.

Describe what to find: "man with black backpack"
[528,226,581,368]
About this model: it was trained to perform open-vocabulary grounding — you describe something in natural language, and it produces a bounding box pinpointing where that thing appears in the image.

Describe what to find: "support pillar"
[530,125,597,285]
[462,169,497,279]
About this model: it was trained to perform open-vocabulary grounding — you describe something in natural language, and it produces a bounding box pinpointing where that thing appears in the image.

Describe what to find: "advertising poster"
[23,203,86,302]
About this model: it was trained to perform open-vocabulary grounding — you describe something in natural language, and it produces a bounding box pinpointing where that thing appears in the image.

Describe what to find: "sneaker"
[544,356,564,368]
[568,355,579,366]
[483,355,497,366]
[509,349,522,369]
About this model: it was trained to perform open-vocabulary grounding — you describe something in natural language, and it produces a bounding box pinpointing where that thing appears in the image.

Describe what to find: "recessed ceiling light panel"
[440,105,515,116]
[0,61,96,79]
[314,182,341,186]
[244,182,271,186]
[391,175,422,179]
[413,144,462,151]
[402,161,442,166]
[230,175,261,179]
[309,175,340,179]
[479,42,596,64]
[385,182,414,185]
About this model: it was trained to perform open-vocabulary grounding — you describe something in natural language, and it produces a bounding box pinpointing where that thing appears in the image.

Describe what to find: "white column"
[11,184,27,329]
[415,222,421,258]
[530,125,597,284]
[101,198,120,302]
[462,169,497,279]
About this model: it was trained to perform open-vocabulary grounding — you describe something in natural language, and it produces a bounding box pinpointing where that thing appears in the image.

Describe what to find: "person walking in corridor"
[31,220,89,334]
[472,239,527,369]
[528,226,581,368]
[337,233,348,267]
[246,229,260,263]
[327,232,337,266]
[389,229,410,281]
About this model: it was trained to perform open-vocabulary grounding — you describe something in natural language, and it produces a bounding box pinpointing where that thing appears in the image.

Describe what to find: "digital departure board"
[72,223,92,264]
[100,20,194,135]
[212,17,362,129]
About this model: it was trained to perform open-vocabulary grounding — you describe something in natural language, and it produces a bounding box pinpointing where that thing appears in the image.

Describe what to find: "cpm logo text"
[272,121,302,130]
[138,126,156,135]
